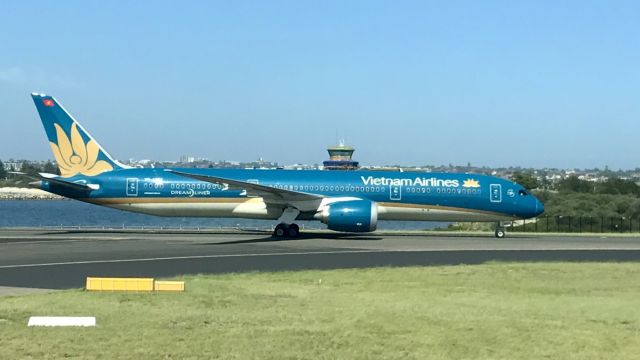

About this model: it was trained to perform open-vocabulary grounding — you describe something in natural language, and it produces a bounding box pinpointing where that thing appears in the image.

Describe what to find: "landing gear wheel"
[287,224,300,238]
[273,223,288,238]
[495,228,506,238]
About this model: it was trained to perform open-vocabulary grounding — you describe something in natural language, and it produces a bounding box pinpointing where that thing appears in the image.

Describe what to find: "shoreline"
[0,187,63,200]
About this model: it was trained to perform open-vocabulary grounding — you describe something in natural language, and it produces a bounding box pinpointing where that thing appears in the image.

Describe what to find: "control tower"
[323,141,359,170]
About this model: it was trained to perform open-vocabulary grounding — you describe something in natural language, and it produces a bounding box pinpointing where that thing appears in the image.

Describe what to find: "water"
[0,200,448,230]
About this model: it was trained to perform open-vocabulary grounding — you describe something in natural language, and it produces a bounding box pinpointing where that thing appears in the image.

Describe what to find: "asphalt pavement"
[2,229,640,289]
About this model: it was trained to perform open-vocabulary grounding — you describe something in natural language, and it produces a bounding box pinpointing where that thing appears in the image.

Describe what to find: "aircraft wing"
[9,172,94,192]
[165,170,323,204]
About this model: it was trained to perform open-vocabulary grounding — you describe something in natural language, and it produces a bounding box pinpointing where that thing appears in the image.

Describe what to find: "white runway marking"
[0,237,129,244]
[0,247,638,269]
[0,249,388,269]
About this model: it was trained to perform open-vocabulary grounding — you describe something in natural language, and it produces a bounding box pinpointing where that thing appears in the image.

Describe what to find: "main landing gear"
[273,223,300,238]
[273,207,302,238]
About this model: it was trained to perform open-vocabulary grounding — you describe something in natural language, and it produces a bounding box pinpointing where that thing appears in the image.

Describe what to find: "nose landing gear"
[494,221,507,238]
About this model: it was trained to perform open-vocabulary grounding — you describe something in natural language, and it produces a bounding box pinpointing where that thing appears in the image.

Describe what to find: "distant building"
[180,155,196,163]
[323,141,359,170]
[2,162,22,171]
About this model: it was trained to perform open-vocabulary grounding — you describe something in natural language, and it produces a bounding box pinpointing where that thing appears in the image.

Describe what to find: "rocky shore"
[0,187,63,200]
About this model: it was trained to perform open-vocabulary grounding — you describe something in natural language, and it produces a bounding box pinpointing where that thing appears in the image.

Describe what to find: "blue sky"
[1,1,639,169]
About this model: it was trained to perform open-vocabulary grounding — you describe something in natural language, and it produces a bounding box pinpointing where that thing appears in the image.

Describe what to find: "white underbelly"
[107,198,281,219]
[101,198,512,223]
[377,203,513,222]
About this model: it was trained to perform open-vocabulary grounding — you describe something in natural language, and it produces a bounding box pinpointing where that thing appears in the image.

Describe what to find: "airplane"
[19,93,544,238]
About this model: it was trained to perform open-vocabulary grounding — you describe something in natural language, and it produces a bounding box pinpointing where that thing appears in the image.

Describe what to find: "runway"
[2,229,640,289]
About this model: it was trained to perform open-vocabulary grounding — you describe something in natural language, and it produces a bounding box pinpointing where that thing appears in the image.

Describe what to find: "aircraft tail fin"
[31,93,129,178]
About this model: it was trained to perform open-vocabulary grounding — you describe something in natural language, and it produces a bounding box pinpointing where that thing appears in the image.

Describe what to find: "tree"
[511,171,539,190]
[596,178,640,196]
[0,160,6,179]
[557,175,593,193]
[624,199,640,219]
[42,161,59,175]
[19,161,42,176]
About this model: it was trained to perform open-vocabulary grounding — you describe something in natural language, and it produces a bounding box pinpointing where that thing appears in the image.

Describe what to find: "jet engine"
[319,200,378,232]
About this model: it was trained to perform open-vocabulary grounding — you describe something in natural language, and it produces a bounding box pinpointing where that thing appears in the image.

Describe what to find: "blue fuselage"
[41,168,544,222]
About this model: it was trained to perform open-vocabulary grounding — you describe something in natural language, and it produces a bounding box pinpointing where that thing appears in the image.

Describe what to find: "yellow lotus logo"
[50,123,113,177]
[462,179,480,188]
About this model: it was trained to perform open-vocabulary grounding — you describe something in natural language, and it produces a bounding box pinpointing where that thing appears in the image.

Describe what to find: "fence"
[509,216,640,233]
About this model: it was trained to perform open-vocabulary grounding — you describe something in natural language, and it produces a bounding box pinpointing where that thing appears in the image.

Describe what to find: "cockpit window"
[518,189,528,196]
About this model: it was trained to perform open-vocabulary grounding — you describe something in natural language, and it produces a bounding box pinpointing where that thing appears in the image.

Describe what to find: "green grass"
[1,263,640,359]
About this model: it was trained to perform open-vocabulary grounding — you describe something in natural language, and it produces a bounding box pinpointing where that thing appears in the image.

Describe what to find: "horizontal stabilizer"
[9,172,94,192]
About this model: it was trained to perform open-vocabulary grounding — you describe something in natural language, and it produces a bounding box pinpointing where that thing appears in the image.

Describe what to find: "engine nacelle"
[319,200,378,232]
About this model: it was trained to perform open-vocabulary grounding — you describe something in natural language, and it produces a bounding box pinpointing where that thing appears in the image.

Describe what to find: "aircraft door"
[490,184,501,203]
[390,185,401,201]
[126,178,138,197]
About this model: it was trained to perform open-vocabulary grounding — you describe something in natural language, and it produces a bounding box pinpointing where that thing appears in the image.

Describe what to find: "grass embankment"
[1,263,640,359]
